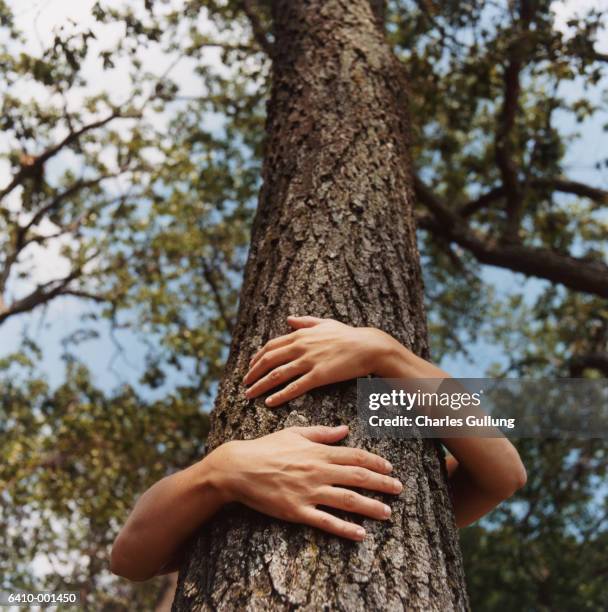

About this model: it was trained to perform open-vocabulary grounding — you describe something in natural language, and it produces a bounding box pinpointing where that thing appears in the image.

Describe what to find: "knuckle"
[353,468,368,486]
[308,368,320,381]
[342,491,357,509]
[305,461,318,473]
[319,514,332,529]
[299,357,312,369]
[354,449,367,466]
[270,369,282,381]
[328,450,341,463]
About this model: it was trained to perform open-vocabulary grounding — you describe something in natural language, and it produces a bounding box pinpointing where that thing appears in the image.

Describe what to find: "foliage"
[461,438,608,610]
[0,345,209,608]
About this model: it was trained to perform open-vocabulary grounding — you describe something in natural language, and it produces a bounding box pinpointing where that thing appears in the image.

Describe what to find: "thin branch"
[569,353,608,377]
[457,176,608,218]
[187,42,257,54]
[0,188,135,298]
[200,257,234,334]
[532,178,608,204]
[0,110,137,202]
[21,176,110,236]
[61,289,108,303]
[592,51,608,63]
[0,276,78,324]
[494,0,534,242]
[239,0,274,58]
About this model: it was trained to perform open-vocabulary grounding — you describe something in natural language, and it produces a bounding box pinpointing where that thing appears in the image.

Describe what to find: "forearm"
[373,335,447,380]
[110,453,227,581]
[440,431,527,527]
[444,455,521,527]
[374,333,527,525]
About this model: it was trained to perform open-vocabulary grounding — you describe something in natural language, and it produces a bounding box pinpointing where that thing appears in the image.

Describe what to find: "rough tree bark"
[172,1,469,609]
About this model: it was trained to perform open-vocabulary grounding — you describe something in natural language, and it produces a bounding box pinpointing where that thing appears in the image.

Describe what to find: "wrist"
[199,442,239,506]
[370,329,413,378]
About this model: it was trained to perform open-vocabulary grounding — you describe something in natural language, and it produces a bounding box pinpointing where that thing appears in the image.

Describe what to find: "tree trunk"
[172,1,469,610]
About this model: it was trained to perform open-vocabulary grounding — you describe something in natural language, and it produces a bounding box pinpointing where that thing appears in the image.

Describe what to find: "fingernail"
[355,527,366,539]
[394,480,403,493]
[383,505,391,518]
[265,396,274,406]
[384,461,393,472]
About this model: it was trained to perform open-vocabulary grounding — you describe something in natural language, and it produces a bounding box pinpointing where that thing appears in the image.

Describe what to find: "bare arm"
[110,425,402,582]
[110,455,225,581]
[244,316,527,528]
[370,341,527,527]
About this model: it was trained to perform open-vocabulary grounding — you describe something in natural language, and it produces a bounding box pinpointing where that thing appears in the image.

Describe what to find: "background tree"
[0,0,606,609]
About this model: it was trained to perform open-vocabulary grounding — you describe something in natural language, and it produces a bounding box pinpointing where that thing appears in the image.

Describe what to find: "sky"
[1,0,607,392]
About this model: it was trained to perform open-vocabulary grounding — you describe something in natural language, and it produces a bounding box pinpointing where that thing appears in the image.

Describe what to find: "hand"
[206,425,403,541]
[244,316,396,407]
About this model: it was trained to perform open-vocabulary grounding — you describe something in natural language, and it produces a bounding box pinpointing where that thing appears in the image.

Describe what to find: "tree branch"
[0,185,131,299]
[532,178,608,204]
[2,176,109,274]
[459,186,506,217]
[21,176,110,237]
[414,176,608,298]
[0,278,74,325]
[0,252,100,325]
[457,176,607,218]
[61,289,108,303]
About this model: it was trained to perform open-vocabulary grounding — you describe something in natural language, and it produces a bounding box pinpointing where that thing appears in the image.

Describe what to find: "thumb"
[296,425,349,444]
[287,315,325,329]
